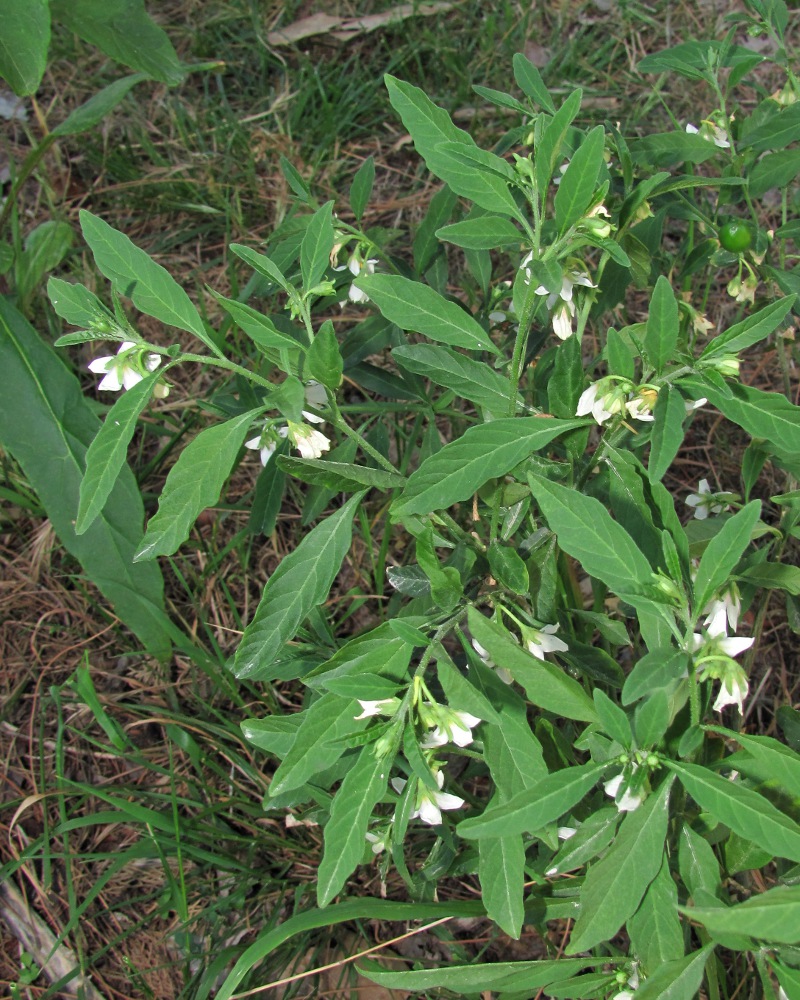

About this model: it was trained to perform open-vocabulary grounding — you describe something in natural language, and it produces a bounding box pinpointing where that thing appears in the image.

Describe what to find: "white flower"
[301,379,328,423]
[88,341,160,391]
[685,397,707,413]
[576,380,628,425]
[691,633,754,658]
[613,992,635,1000]
[625,388,658,423]
[245,424,288,467]
[685,479,730,519]
[712,666,749,714]
[692,632,754,714]
[557,826,577,840]
[354,698,398,720]
[339,253,378,303]
[420,709,482,749]
[685,121,730,148]
[392,771,465,826]
[365,830,388,854]
[552,302,575,340]
[287,420,331,460]
[525,623,569,660]
[471,637,512,685]
[604,772,644,812]
[703,586,741,636]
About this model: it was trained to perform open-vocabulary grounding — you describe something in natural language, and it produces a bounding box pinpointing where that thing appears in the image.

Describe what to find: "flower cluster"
[88,341,169,397]
[520,257,596,340]
[576,377,657,425]
[245,380,331,464]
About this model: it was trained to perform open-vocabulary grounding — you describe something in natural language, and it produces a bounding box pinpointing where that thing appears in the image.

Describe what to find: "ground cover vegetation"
[1,1,800,998]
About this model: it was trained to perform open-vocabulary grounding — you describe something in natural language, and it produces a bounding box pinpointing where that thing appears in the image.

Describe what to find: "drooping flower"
[703,583,742,636]
[471,637,513,685]
[685,479,730,520]
[354,698,399,720]
[692,631,754,714]
[336,253,378,304]
[524,623,569,660]
[245,425,289,467]
[519,257,595,339]
[576,378,630,425]
[286,420,331,460]
[625,387,658,423]
[392,771,465,826]
[685,120,730,148]
[365,830,389,855]
[727,272,758,305]
[552,302,575,341]
[604,770,645,813]
[420,708,482,749]
[88,341,160,391]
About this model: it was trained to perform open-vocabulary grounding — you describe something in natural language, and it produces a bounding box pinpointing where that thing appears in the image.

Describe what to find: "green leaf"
[634,946,713,1000]
[467,609,598,723]
[740,103,800,152]
[211,293,302,351]
[458,761,606,839]
[693,500,760,614]
[317,749,389,906]
[644,275,679,376]
[547,809,619,877]
[300,201,334,293]
[52,73,148,136]
[77,373,159,534]
[234,494,363,679]
[50,0,184,86]
[567,778,673,953]
[701,296,796,359]
[667,760,800,862]
[242,714,303,758]
[528,473,654,594]
[393,417,585,519]
[48,277,116,331]
[749,150,800,197]
[719,729,800,798]
[512,53,555,113]
[0,297,170,658]
[80,211,212,349]
[772,960,800,1000]
[278,457,403,493]
[695,380,800,464]
[738,561,800,596]
[437,651,501,725]
[393,343,518,414]
[479,830,525,938]
[634,690,671,748]
[628,854,684,974]
[436,216,523,250]
[16,221,75,307]
[268,693,365,796]
[679,823,721,903]
[135,410,260,561]
[593,689,632,747]
[648,387,686,482]
[416,527,463,611]
[554,125,606,233]
[0,0,50,95]
[307,320,343,389]
[355,273,497,354]
[548,333,585,419]
[359,959,590,994]
[535,89,583,195]
[229,244,294,294]
[638,39,762,77]
[488,543,530,595]
[349,156,375,221]
[629,132,721,167]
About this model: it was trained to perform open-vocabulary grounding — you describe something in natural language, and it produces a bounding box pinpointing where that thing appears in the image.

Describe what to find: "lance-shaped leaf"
[0,0,50,96]
[643,275,679,376]
[79,211,214,350]
[436,216,523,250]
[300,200,335,293]
[535,89,582,195]
[628,853,684,974]
[667,760,800,863]
[554,125,606,233]
[692,500,760,614]
[349,156,375,221]
[701,296,795,359]
[458,761,606,839]
[52,73,148,137]
[648,386,686,482]
[393,343,520,414]
[513,53,555,113]
[634,946,713,1000]
[682,885,800,945]
[567,778,673,953]
[528,473,654,593]
[136,409,261,561]
[479,827,525,938]
[77,373,159,533]
[355,273,498,354]
[277,457,404,492]
[359,959,592,993]
[393,417,585,519]
[234,493,363,678]
[318,748,390,906]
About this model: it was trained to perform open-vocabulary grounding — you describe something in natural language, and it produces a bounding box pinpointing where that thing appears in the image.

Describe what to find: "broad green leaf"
[251,443,286,537]
[229,244,294,294]
[678,823,721,904]
[634,690,670,748]
[546,808,619,876]
[77,373,159,534]
[322,674,401,700]
[384,75,521,218]
[0,0,50,95]
[436,217,523,250]
[349,156,375,221]
[80,211,213,349]
[393,417,585,519]
[568,778,673,953]
[50,0,184,85]
[307,321,343,389]
[644,275,679,376]
[386,564,431,597]
[548,333,585,419]
[528,473,654,593]
[535,89,583,196]
[634,946,713,1000]
[701,296,795,359]
[52,73,148,136]
[300,201,334,293]
[393,343,519,414]
[211,293,301,351]
[278,457,403,493]
[414,184,458,273]
[740,103,800,152]
[695,380,800,464]
[512,53,555,113]
[416,526,462,611]
[305,626,412,688]
[479,831,525,938]
[772,960,800,1000]
[268,694,365,797]
[667,760,800,862]
[468,609,597,723]
[648,387,686,482]
[554,125,606,233]
[234,494,363,679]
[719,729,800,798]
[355,273,497,354]
[628,854,684,975]
[749,150,800,197]
[135,410,260,561]
[593,689,632,747]
[436,651,501,725]
[638,40,762,77]
[693,500,760,614]
[242,714,303,758]
[16,221,75,307]
[738,561,800,596]
[48,277,116,332]
[629,132,721,167]
[0,297,170,658]
[488,542,529,595]
[359,959,591,993]
[318,749,389,906]
[458,761,606,839]
[472,83,530,116]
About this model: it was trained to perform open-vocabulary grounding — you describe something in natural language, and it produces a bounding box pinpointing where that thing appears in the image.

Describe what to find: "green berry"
[719,221,754,253]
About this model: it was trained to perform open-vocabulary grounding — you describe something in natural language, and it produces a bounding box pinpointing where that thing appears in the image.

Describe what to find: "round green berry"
[718,221,754,253]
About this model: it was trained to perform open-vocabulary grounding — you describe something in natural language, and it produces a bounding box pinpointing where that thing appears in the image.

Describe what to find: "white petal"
[259,444,277,466]
[539,633,569,653]
[685,123,699,134]
[420,727,449,748]
[703,601,729,637]
[455,711,482,729]
[552,306,574,340]
[526,639,546,661]
[557,826,577,840]
[144,353,161,372]
[245,436,263,450]
[433,790,465,811]
[348,283,370,303]
[604,774,623,798]
[617,788,643,812]
[450,724,475,747]
[391,777,407,795]
[97,369,123,391]
[418,798,443,826]
[301,409,326,425]
[304,380,327,408]
[88,356,114,374]
[576,384,598,417]
[718,636,754,657]
[122,366,144,390]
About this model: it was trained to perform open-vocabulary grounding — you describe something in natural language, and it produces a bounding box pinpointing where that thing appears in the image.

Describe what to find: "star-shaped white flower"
[703,586,741,636]
[337,253,378,304]
[354,698,398,720]
[712,666,749,714]
[576,380,628,425]
[603,772,644,812]
[245,425,289,467]
[525,623,569,660]
[685,479,728,519]
[88,341,160,391]
[392,771,465,826]
[420,709,482,749]
[686,121,730,148]
[287,420,331,460]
